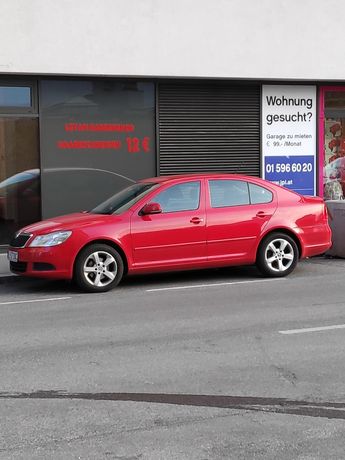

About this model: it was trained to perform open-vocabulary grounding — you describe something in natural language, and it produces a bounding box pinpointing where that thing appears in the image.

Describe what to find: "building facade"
[0,0,344,246]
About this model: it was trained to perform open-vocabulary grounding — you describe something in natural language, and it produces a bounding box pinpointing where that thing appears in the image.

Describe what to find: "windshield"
[91,182,158,215]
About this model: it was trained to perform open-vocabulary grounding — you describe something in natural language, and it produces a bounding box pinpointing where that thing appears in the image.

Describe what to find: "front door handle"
[190,217,204,224]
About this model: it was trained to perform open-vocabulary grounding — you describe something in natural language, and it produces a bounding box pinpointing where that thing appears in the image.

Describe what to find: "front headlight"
[29,231,72,247]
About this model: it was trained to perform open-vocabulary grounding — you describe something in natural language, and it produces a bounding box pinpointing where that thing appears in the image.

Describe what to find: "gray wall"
[0,0,341,80]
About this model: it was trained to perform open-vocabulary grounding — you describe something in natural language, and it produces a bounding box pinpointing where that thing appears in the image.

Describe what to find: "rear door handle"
[256,211,270,218]
[190,217,204,224]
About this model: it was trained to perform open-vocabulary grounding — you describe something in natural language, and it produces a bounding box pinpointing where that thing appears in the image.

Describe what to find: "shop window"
[0,117,40,245]
[0,86,31,108]
[0,83,36,114]
[39,80,155,219]
[323,90,345,200]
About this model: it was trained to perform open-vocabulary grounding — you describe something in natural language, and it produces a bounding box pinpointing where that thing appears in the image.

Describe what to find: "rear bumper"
[299,224,332,258]
[303,242,332,258]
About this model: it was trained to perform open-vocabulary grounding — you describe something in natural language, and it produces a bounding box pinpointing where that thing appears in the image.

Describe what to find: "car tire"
[256,232,299,277]
[74,244,124,292]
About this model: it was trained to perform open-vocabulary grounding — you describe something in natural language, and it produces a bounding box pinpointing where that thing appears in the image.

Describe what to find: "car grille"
[10,261,27,273]
[33,262,55,271]
[9,233,32,248]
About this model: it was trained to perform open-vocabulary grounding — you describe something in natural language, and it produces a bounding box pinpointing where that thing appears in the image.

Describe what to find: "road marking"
[279,324,345,335]
[0,296,71,306]
[146,278,285,292]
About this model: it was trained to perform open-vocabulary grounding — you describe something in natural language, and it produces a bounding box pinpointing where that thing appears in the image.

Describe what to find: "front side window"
[152,181,200,213]
[248,183,273,204]
[209,180,250,208]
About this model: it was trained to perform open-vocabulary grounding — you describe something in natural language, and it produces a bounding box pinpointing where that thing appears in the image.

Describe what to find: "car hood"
[20,212,123,234]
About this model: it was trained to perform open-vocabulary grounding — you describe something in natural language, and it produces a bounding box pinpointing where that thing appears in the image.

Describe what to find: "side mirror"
[140,202,162,215]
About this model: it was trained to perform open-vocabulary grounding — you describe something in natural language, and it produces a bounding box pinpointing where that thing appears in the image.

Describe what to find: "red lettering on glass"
[126,137,141,153]
[141,137,150,152]
[57,140,122,149]
[64,123,135,132]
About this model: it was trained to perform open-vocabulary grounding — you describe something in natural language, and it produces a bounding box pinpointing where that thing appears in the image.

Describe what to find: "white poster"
[262,85,317,195]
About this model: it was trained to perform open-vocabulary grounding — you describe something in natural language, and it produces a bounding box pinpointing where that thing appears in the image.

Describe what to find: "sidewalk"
[0,253,12,278]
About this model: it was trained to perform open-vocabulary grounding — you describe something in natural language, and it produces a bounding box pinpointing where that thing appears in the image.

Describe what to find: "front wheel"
[74,244,124,292]
[256,233,299,277]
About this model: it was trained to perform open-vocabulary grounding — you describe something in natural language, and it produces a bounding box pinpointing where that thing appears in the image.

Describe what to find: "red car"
[8,174,331,292]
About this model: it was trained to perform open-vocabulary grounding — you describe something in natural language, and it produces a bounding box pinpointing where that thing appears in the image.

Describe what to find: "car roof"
[139,173,264,184]
[138,173,304,198]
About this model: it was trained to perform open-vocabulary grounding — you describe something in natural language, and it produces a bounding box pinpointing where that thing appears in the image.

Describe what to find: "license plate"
[8,250,18,262]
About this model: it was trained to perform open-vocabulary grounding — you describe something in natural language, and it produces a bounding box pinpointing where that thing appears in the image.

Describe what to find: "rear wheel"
[256,232,299,277]
[74,244,124,292]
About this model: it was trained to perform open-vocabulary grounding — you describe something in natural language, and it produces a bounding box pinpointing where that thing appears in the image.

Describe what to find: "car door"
[130,180,207,269]
[206,179,277,263]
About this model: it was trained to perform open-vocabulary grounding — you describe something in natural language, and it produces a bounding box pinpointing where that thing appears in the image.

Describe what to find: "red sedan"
[8,174,331,292]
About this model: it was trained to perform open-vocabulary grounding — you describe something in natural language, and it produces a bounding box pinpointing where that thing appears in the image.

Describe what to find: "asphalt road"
[1,257,345,459]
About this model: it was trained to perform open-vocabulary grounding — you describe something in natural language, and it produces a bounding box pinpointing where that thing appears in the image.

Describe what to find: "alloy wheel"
[83,250,118,287]
[264,238,295,273]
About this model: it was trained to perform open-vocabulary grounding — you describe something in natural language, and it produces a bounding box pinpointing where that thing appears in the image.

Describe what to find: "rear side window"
[209,180,250,207]
[248,183,273,204]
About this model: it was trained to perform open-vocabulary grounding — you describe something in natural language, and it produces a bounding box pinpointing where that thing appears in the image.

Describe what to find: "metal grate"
[33,262,55,271]
[9,233,32,248]
[10,261,27,273]
[158,83,260,176]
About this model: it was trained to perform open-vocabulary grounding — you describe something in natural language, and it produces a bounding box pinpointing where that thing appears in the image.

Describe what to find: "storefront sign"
[262,85,316,195]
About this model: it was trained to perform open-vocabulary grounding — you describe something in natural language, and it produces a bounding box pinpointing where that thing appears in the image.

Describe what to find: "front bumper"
[8,245,73,279]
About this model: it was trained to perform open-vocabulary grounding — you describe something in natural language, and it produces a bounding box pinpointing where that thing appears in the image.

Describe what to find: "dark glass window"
[209,180,249,207]
[40,80,156,219]
[0,86,31,108]
[248,183,273,204]
[152,181,200,213]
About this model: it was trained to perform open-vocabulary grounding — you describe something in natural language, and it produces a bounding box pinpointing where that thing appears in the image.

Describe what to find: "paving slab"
[0,253,11,278]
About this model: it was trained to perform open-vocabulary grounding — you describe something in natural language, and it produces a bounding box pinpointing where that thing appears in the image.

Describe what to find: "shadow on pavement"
[0,265,264,295]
